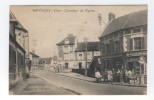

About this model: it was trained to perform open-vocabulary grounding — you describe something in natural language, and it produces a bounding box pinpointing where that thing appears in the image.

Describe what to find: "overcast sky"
[11,5,147,57]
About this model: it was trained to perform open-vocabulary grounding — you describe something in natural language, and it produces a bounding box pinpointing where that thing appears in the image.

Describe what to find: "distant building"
[29,50,39,67]
[52,55,58,65]
[39,57,52,67]
[75,42,100,69]
[56,34,78,69]
[99,10,147,76]
[9,12,27,88]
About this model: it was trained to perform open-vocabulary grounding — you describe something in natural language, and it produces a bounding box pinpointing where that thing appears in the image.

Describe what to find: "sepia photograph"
[9,5,147,95]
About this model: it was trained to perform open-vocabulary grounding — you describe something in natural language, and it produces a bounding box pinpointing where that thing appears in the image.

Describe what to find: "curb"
[57,73,95,82]
[57,73,147,87]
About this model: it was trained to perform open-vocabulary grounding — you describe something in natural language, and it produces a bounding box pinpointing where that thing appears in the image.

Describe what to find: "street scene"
[9,5,147,95]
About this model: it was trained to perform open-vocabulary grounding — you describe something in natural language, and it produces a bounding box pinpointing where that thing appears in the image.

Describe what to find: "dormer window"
[65,39,70,44]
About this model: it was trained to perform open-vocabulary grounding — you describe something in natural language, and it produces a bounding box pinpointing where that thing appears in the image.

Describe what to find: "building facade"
[99,10,147,77]
[56,34,77,69]
[75,42,100,69]
[9,12,27,88]
[29,51,39,68]
[39,57,52,67]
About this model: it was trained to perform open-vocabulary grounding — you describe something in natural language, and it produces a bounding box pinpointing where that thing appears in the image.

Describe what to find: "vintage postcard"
[9,5,147,95]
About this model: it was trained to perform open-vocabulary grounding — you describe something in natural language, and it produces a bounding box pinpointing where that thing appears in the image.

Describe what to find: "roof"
[75,42,100,52]
[10,12,28,33]
[56,35,76,46]
[29,52,39,57]
[10,12,18,23]
[39,57,52,64]
[100,10,147,37]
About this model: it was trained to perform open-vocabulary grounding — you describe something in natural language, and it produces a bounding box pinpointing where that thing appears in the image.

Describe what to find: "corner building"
[99,10,147,75]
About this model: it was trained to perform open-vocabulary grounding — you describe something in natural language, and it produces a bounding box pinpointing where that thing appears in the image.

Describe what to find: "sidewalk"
[9,79,29,95]
[57,71,147,87]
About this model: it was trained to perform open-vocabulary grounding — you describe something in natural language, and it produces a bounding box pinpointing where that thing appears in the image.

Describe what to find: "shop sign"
[131,33,144,38]
[103,54,122,59]
[126,51,147,57]
[127,57,139,61]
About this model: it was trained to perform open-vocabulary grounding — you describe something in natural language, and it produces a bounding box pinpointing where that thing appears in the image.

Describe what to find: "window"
[87,53,91,60]
[105,44,109,54]
[65,39,69,44]
[114,33,118,38]
[64,46,68,52]
[79,54,82,60]
[119,31,123,36]
[70,46,73,52]
[109,34,113,40]
[114,41,120,52]
[134,37,142,50]
[133,28,141,33]
[125,29,131,34]
[129,39,133,51]
[101,44,105,54]
[143,27,147,32]
[105,36,108,41]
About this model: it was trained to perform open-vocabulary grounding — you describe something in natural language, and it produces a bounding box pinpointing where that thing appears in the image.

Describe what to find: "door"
[79,62,82,69]
[65,63,68,69]
[128,62,134,71]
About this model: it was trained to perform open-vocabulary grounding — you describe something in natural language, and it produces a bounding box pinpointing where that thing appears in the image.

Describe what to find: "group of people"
[95,68,133,83]
[53,63,64,73]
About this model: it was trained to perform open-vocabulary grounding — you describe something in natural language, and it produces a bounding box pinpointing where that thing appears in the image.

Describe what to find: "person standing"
[120,69,124,83]
[95,70,102,83]
[117,69,120,82]
[125,69,128,83]
[112,68,116,82]
[127,69,132,84]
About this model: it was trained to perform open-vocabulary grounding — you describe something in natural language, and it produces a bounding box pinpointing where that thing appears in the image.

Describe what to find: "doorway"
[127,62,134,71]
[65,63,68,69]
[79,62,82,69]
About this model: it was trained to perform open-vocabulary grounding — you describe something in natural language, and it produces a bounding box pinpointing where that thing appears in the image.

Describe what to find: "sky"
[10,5,147,57]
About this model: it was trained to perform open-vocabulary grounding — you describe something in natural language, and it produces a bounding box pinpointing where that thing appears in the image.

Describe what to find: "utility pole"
[98,14,102,36]
[84,37,87,76]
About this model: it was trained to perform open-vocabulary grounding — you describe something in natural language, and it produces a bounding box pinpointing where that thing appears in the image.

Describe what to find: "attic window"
[65,39,70,44]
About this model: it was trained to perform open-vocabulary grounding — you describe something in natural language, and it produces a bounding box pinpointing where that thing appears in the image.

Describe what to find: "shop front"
[125,50,147,85]
[101,53,124,71]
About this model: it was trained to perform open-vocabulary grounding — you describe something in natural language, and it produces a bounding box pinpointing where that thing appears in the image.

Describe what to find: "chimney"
[68,34,73,37]
[108,12,115,22]
[32,50,35,53]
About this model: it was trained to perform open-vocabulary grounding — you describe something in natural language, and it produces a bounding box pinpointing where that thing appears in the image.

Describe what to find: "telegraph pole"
[98,14,102,35]
[84,37,87,76]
